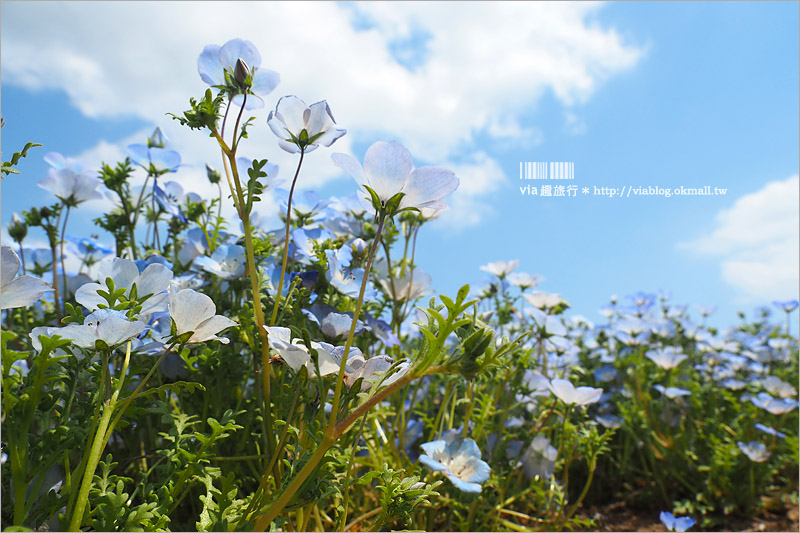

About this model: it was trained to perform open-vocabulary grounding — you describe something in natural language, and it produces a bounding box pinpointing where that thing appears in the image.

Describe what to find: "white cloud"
[680,176,799,302]
[1,1,643,227]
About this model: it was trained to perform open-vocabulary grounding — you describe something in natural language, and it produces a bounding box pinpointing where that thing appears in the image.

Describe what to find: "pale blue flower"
[1,246,52,309]
[548,378,603,406]
[127,144,181,175]
[303,303,363,341]
[325,247,376,299]
[332,141,459,214]
[75,257,172,315]
[419,438,491,493]
[737,441,770,463]
[755,423,786,438]
[38,168,103,205]
[654,384,691,399]
[646,347,688,370]
[773,300,799,313]
[660,511,695,532]
[268,95,346,153]
[480,260,518,278]
[198,38,280,109]
[751,392,798,415]
[193,245,246,280]
[519,435,557,479]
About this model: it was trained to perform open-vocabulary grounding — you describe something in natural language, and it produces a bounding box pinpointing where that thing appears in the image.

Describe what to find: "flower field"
[1,37,798,533]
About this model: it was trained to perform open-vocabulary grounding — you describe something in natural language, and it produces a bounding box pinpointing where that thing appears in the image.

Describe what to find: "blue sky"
[2,1,798,329]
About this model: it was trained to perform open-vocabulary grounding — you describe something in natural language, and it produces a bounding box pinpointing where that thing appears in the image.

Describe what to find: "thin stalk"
[327,215,386,430]
[269,149,306,326]
[337,412,370,531]
[67,343,132,531]
[252,365,443,531]
[59,205,71,304]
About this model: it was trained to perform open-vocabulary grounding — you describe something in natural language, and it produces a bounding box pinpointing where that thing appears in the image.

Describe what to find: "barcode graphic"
[519,161,574,180]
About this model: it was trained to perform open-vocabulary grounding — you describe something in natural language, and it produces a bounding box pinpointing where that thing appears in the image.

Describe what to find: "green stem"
[67,343,132,531]
[327,214,386,431]
[269,149,306,327]
[59,204,70,308]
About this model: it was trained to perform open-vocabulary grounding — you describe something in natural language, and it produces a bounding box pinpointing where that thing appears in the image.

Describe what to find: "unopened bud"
[234,58,251,87]
[206,163,221,184]
[8,213,27,243]
[148,127,167,148]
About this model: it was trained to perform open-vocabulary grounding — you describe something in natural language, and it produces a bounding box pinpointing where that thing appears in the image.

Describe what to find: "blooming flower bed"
[1,38,797,532]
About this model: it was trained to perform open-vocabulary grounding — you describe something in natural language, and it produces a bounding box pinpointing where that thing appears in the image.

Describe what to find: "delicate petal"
[148,148,181,172]
[331,153,366,188]
[1,275,53,309]
[275,95,309,136]
[127,144,150,167]
[136,263,173,298]
[362,141,414,200]
[1,245,21,284]
[197,44,224,85]
[169,288,215,337]
[251,68,281,97]
[219,38,261,71]
[400,166,459,210]
[192,314,237,344]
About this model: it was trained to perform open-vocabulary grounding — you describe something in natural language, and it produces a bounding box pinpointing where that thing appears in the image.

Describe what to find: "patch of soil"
[578,501,799,532]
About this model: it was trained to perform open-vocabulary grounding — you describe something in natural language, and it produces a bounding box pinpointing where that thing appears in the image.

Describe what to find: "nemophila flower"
[171,272,206,292]
[44,151,85,173]
[148,127,168,148]
[268,95,346,153]
[340,350,409,391]
[767,338,792,351]
[653,384,691,399]
[198,38,280,109]
[645,346,688,370]
[178,228,209,266]
[719,378,746,391]
[303,303,363,341]
[480,260,519,278]
[65,236,113,262]
[760,375,797,398]
[364,313,401,348]
[154,181,202,223]
[193,245,246,280]
[548,378,603,406]
[263,326,340,376]
[127,144,181,175]
[596,413,624,429]
[419,438,491,493]
[737,441,770,463]
[528,308,567,337]
[593,365,617,383]
[290,227,334,265]
[755,423,786,438]
[380,268,432,302]
[278,189,329,221]
[519,435,558,479]
[38,168,103,205]
[325,247,376,300]
[1,245,53,309]
[507,271,543,290]
[134,254,173,273]
[773,299,799,313]
[331,141,459,215]
[48,308,146,350]
[76,257,172,315]
[750,392,799,415]
[659,511,695,532]
[524,291,567,310]
[168,288,237,344]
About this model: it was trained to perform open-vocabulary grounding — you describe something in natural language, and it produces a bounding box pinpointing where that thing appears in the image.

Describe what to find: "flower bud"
[206,163,221,184]
[234,58,251,88]
[8,213,27,243]
[148,127,167,148]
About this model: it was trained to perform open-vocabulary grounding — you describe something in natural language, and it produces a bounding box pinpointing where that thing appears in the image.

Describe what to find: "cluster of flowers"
[2,37,797,532]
